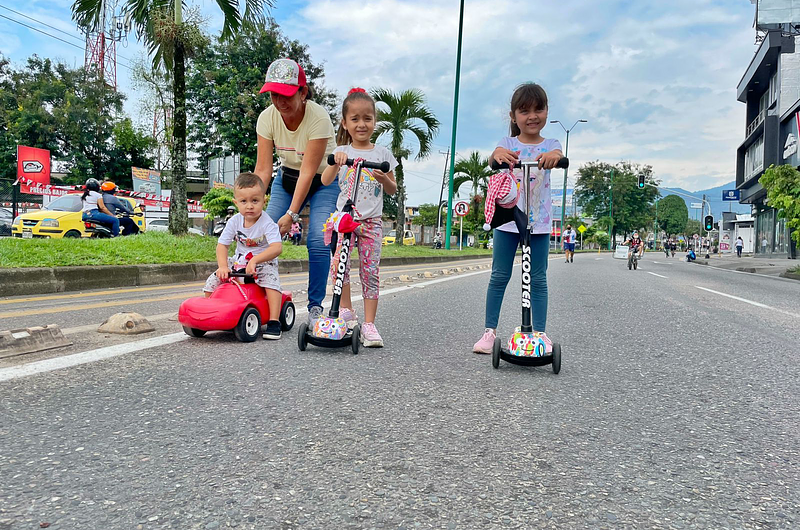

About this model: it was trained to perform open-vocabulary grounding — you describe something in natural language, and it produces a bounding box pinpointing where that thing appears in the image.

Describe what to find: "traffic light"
[704,215,714,231]
[638,174,645,188]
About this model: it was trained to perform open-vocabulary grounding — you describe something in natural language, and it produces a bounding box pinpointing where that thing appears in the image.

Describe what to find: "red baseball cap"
[260,58,307,96]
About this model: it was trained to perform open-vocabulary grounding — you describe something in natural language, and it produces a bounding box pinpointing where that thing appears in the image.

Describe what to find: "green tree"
[656,194,688,237]
[73,0,273,235]
[0,55,151,185]
[574,161,659,244]
[200,186,235,220]
[415,203,439,227]
[187,22,336,173]
[371,88,440,245]
[453,151,491,198]
[760,164,800,247]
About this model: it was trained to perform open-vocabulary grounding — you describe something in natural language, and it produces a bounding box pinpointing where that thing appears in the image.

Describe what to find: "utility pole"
[436,149,450,237]
[608,169,614,250]
[550,119,588,246]
[444,0,465,250]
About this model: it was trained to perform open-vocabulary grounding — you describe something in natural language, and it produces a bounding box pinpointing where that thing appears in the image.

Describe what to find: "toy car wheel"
[297,322,308,351]
[280,301,296,331]
[182,325,206,338]
[492,337,501,369]
[351,325,360,355]
[552,343,562,374]
[233,307,261,342]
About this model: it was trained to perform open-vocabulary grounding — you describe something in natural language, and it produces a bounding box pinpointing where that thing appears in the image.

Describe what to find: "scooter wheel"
[628,261,632,270]
[552,343,562,374]
[280,301,296,331]
[297,322,308,351]
[633,259,638,270]
[492,337,501,369]
[182,325,206,338]
[233,307,261,342]
[351,325,360,355]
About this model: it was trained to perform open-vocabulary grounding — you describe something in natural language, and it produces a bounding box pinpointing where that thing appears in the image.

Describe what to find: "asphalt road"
[1,253,798,529]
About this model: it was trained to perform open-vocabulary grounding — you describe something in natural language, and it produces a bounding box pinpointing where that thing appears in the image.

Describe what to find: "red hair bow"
[348,87,367,95]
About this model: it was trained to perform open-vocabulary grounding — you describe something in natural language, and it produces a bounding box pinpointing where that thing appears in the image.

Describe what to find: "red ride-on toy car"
[178,271,295,342]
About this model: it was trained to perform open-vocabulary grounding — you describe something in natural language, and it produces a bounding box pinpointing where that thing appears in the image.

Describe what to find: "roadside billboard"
[131,167,162,196]
[16,146,51,189]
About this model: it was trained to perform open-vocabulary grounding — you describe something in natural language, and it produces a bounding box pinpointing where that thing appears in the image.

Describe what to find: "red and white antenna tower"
[83,0,128,90]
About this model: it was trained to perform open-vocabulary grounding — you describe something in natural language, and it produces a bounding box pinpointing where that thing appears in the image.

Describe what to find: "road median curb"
[0,254,489,296]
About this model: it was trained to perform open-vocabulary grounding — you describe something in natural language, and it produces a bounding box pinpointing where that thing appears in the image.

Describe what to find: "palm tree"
[453,150,491,199]
[72,0,273,234]
[452,150,491,232]
[371,88,440,245]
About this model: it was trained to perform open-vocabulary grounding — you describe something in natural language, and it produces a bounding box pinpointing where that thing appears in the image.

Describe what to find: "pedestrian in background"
[736,236,744,258]
[563,224,577,263]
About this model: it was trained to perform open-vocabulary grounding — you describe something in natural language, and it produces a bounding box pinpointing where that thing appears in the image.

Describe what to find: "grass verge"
[0,232,491,268]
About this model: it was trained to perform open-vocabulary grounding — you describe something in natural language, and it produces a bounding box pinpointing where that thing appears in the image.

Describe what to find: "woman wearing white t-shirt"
[253,58,338,324]
[81,178,119,236]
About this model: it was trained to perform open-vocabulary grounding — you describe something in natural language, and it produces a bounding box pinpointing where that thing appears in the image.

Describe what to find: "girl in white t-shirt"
[473,83,564,354]
[321,88,398,347]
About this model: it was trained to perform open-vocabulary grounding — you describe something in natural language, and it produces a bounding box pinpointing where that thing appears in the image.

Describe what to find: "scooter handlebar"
[490,157,569,171]
[327,154,390,172]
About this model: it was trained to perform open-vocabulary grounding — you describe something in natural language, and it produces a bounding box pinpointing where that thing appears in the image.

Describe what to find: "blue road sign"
[722,189,740,201]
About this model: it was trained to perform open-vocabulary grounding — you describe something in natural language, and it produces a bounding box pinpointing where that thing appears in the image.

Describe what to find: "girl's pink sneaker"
[536,332,553,354]
[473,328,496,354]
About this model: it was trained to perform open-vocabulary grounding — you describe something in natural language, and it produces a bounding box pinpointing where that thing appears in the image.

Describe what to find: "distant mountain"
[661,181,750,219]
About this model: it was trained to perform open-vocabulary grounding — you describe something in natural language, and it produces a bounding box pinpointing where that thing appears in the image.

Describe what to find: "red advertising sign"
[16,146,51,186]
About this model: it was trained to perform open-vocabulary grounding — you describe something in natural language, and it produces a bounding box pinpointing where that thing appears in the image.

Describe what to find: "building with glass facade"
[735,30,798,258]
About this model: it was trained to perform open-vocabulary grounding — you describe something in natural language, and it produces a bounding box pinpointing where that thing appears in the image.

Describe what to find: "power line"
[0,4,84,44]
[0,4,136,65]
[0,12,135,71]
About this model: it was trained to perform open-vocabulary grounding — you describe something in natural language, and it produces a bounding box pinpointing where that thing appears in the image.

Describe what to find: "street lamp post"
[444,0,465,250]
[550,119,587,247]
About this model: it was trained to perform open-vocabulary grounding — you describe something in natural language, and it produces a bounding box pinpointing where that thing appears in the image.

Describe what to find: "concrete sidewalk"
[693,252,799,279]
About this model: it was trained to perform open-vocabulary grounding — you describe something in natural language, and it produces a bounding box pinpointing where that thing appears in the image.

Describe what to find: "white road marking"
[0,333,190,383]
[695,286,800,318]
[595,258,603,260]
[0,268,493,382]
[647,272,667,278]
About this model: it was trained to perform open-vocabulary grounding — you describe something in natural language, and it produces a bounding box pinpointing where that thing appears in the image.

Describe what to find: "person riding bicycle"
[100,181,138,236]
[626,232,644,257]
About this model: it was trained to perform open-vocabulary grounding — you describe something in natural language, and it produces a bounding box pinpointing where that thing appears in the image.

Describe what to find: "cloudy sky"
[2,0,760,205]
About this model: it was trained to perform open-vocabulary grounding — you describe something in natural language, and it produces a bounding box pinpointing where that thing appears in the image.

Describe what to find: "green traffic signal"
[704,215,714,231]
[638,175,645,188]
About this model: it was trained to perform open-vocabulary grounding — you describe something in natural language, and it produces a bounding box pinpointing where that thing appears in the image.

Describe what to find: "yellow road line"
[0,271,310,305]
[0,282,205,305]
[0,293,192,319]
[0,279,309,319]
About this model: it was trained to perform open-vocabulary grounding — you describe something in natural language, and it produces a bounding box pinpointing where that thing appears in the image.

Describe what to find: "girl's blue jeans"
[82,210,119,236]
[266,168,339,310]
[485,230,549,331]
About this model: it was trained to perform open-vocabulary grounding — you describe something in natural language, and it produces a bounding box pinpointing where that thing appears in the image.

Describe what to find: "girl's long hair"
[336,88,376,146]
[509,83,548,137]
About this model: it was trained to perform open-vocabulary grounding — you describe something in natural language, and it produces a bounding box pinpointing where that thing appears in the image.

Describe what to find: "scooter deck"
[306,332,354,348]
[499,348,555,366]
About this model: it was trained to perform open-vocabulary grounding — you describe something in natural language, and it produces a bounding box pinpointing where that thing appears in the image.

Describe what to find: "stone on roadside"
[97,312,155,335]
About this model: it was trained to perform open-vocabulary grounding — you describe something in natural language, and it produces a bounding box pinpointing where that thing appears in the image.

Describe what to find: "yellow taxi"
[382,229,416,246]
[11,194,145,238]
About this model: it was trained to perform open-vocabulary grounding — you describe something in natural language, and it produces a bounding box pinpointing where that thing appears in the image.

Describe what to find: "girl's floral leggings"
[329,217,382,300]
